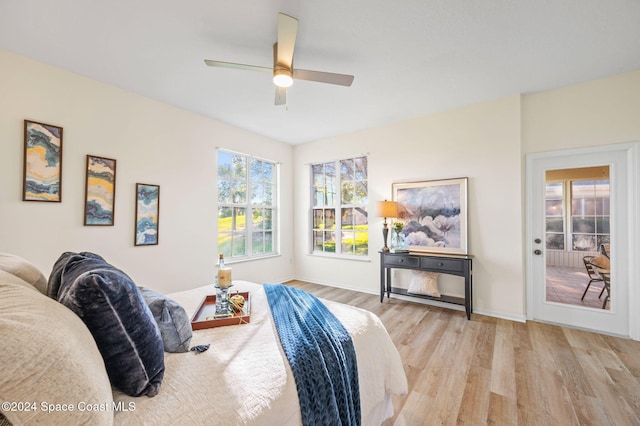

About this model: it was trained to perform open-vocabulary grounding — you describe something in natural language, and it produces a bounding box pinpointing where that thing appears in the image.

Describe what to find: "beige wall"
[292,69,640,321]
[522,70,640,153]
[3,48,639,321]
[293,96,525,320]
[0,50,295,294]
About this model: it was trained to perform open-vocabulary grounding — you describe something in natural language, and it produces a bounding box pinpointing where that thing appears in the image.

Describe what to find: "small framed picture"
[23,120,63,202]
[84,155,117,226]
[134,183,160,246]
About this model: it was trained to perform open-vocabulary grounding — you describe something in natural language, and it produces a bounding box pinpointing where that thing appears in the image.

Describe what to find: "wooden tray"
[190,291,251,330]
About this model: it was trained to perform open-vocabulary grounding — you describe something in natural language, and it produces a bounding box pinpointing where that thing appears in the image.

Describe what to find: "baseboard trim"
[289,277,528,323]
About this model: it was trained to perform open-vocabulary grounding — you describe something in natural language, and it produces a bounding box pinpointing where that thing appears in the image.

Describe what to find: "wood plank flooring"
[284,280,640,426]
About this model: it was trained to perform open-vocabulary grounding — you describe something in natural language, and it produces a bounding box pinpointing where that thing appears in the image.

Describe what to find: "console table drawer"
[384,255,420,268]
[420,257,464,273]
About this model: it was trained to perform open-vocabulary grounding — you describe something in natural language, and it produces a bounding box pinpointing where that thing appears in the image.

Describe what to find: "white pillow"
[0,277,114,425]
[408,271,440,297]
[0,252,48,294]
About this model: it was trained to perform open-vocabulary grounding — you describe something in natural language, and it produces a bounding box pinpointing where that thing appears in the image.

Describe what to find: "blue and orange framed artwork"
[23,120,63,202]
[84,155,117,226]
[134,183,160,246]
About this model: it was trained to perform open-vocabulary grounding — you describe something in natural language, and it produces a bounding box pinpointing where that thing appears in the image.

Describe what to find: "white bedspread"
[112,281,407,425]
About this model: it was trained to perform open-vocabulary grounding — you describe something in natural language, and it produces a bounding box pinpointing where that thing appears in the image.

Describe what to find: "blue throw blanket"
[264,284,361,426]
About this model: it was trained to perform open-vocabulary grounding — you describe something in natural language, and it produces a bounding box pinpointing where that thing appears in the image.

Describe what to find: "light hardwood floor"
[284,280,640,425]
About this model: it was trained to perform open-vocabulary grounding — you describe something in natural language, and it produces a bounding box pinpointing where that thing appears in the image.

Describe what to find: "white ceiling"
[2,0,640,145]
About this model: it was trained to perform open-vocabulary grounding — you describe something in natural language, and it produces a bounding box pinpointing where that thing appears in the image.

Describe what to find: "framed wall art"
[23,120,63,202]
[134,183,160,246]
[392,177,468,255]
[84,155,117,226]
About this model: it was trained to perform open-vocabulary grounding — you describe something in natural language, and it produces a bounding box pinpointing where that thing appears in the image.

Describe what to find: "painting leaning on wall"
[392,177,468,255]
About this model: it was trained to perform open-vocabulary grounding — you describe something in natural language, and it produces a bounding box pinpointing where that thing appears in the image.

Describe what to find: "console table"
[380,251,473,320]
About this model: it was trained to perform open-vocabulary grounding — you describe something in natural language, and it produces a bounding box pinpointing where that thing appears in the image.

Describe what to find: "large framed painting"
[392,177,468,255]
[23,120,63,202]
[84,155,117,226]
[134,183,160,246]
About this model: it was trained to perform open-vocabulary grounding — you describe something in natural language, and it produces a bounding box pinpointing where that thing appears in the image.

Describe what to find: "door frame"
[525,142,640,340]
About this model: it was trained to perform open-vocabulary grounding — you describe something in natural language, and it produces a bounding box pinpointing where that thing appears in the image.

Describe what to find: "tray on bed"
[191,291,251,330]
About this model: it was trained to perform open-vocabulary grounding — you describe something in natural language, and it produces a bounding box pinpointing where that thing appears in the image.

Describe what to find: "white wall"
[0,50,294,294]
[293,96,525,320]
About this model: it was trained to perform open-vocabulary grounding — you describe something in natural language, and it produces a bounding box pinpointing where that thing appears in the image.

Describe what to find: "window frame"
[545,178,610,253]
[310,156,369,258]
[544,181,566,251]
[569,178,610,252]
[217,148,279,262]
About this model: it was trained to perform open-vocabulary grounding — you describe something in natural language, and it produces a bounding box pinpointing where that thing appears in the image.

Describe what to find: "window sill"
[225,253,281,265]
[307,252,371,262]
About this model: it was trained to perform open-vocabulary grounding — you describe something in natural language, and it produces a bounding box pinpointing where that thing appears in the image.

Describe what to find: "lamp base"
[382,224,390,251]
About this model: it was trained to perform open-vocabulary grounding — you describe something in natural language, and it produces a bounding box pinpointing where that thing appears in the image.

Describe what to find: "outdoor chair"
[581,255,605,301]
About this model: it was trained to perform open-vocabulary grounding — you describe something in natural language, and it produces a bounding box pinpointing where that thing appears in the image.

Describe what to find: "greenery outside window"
[218,149,278,260]
[311,156,368,256]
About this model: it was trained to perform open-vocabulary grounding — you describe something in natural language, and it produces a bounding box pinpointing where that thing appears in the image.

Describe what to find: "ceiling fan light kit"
[204,12,354,105]
[273,68,293,88]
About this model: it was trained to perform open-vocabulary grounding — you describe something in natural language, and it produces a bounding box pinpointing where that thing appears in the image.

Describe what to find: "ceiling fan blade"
[204,60,271,73]
[275,86,287,106]
[293,69,354,87]
[276,13,298,68]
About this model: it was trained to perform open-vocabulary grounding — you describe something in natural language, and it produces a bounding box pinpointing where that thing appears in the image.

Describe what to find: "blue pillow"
[139,287,192,353]
[48,251,105,299]
[51,252,165,397]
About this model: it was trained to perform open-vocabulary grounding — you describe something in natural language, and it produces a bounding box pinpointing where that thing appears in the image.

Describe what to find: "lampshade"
[376,200,398,218]
[273,69,293,88]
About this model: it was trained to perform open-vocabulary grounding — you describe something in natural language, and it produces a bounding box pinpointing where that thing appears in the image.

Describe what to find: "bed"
[0,252,407,425]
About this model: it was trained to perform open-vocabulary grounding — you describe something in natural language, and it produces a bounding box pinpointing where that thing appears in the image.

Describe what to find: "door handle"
[534,249,542,255]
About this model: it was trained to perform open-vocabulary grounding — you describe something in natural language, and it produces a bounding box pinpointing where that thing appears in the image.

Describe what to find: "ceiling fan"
[204,12,354,106]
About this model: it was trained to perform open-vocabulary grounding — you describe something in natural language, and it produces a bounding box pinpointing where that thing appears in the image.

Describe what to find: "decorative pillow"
[139,287,192,353]
[0,252,48,294]
[407,270,441,297]
[47,250,106,299]
[0,276,113,425]
[51,251,165,397]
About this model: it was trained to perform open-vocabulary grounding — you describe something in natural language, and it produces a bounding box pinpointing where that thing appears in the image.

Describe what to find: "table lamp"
[376,200,398,251]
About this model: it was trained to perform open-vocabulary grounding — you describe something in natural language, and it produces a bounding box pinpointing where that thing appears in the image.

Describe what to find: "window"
[217,149,278,260]
[311,156,368,256]
[545,179,610,252]
[545,182,565,250]
[571,179,610,251]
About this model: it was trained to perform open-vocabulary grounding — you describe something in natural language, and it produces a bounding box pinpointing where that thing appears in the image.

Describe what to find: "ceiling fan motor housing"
[273,43,293,87]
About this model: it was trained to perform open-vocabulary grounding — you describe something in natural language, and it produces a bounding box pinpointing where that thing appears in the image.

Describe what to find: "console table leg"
[379,257,385,303]
[386,268,391,299]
